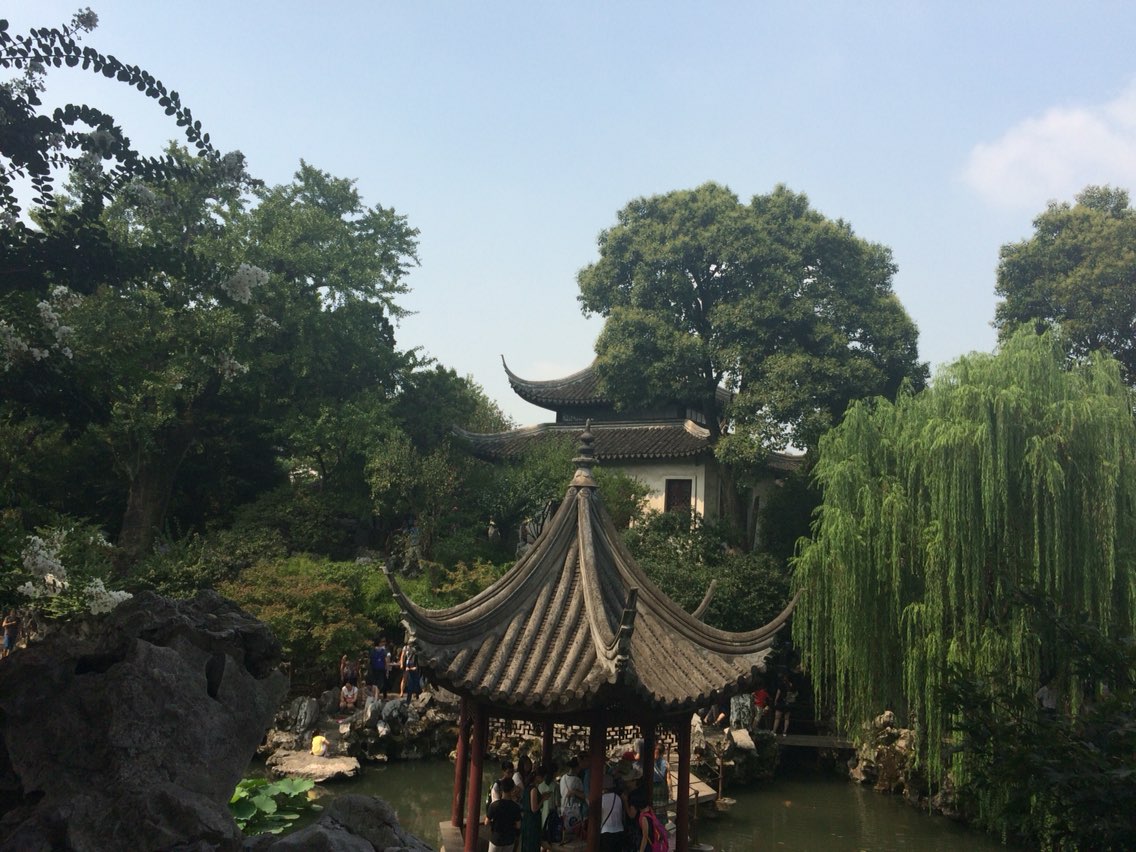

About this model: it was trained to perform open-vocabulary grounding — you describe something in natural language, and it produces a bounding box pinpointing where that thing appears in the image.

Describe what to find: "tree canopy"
[995,185,1136,383]
[577,182,927,463]
[793,329,1136,782]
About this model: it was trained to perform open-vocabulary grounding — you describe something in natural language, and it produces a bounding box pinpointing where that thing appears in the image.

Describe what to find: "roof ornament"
[570,420,598,488]
[614,587,639,672]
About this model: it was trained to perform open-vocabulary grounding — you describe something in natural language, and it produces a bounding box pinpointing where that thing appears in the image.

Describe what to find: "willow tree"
[793,329,1136,779]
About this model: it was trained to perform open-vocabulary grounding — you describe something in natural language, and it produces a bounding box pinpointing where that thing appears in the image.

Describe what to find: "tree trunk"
[717,462,749,544]
[117,426,194,568]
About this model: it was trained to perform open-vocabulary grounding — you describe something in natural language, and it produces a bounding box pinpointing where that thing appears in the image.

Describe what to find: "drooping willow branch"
[793,329,1136,781]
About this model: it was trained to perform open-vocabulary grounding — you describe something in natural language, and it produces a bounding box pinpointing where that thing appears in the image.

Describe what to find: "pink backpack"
[642,809,669,852]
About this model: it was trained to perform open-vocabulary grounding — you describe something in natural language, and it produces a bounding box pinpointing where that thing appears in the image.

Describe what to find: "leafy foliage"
[941,591,1136,851]
[793,329,1136,783]
[626,509,791,631]
[218,556,377,689]
[578,182,927,458]
[229,776,320,836]
[0,10,214,216]
[995,185,1136,384]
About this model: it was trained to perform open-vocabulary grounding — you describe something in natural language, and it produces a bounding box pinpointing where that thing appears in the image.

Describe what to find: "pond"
[314,760,1017,851]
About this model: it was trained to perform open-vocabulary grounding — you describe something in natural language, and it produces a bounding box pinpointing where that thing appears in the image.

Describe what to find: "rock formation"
[0,591,287,852]
[246,795,432,852]
[848,710,926,804]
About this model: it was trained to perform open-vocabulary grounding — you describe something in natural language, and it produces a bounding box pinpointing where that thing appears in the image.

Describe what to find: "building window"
[664,479,693,513]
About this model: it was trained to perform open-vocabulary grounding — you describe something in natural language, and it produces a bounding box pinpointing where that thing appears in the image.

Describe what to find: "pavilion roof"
[502,358,733,412]
[387,427,795,717]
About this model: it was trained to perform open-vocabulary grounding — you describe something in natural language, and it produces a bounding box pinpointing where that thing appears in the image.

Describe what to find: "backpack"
[543,807,562,843]
[642,809,669,852]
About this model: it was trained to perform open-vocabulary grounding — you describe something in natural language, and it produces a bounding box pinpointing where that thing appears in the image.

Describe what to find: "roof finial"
[570,419,597,488]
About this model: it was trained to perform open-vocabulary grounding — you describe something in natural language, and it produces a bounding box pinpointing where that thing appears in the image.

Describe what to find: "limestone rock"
[249,795,432,852]
[266,750,360,783]
[690,713,706,756]
[0,590,287,852]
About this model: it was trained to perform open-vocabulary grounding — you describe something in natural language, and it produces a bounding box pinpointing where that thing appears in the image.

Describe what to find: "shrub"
[219,555,375,690]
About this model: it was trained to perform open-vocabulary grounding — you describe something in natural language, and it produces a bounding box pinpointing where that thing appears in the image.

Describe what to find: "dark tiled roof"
[454,420,712,462]
[503,359,607,408]
[386,431,795,716]
[502,358,734,411]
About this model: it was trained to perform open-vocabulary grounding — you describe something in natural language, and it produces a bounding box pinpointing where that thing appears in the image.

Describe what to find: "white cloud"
[963,83,1136,209]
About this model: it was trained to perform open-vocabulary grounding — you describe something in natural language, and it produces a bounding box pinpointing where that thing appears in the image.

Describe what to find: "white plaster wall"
[616,459,708,517]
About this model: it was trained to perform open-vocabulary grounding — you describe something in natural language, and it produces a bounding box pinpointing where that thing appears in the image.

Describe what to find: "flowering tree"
[15,523,131,617]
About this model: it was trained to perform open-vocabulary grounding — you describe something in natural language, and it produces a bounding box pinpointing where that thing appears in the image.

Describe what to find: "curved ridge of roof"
[501,357,606,409]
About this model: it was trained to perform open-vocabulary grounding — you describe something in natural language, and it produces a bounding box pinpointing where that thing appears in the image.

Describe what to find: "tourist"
[519,764,543,852]
[339,679,359,712]
[536,762,556,830]
[558,757,585,838]
[1036,679,1059,719]
[2,609,18,659]
[773,672,796,735]
[369,637,389,699]
[310,729,330,757]
[490,761,514,803]
[599,774,625,852]
[339,652,358,686]
[652,744,670,808]
[387,642,401,691]
[626,788,666,852]
[484,777,522,852]
[513,754,533,789]
[399,643,421,701]
[753,682,771,729]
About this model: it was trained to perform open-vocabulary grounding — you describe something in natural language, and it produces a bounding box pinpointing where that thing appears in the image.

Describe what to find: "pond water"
[315,760,1017,851]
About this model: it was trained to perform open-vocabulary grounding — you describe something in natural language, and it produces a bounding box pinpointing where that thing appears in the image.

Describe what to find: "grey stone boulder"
[380,699,408,725]
[0,590,287,852]
[362,696,383,729]
[266,749,361,783]
[250,795,433,852]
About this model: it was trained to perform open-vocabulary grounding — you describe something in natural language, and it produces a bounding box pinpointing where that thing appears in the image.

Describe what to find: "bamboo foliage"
[793,329,1136,779]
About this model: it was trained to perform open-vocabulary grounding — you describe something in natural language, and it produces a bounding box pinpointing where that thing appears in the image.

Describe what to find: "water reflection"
[321,761,1016,852]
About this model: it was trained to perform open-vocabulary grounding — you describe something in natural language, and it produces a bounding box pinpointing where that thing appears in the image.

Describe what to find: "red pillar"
[542,720,554,771]
[452,698,470,827]
[640,720,656,800]
[463,704,487,852]
[676,718,691,852]
[587,717,605,851]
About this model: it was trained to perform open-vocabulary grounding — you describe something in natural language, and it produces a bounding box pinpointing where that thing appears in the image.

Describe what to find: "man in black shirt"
[485,777,522,852]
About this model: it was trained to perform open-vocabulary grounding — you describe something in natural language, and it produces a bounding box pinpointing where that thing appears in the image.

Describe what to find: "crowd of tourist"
[336,636,424,713]
[484,747,671,852]
[699,671,799,736]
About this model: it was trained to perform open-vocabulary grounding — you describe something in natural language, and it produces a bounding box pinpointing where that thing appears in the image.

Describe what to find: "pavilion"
[386,425,795,851]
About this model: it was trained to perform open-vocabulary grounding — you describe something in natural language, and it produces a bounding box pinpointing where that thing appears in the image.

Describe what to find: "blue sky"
[11,1,1136,424]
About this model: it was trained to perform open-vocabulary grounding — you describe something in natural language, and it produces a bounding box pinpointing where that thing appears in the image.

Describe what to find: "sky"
[10,1,1136,425]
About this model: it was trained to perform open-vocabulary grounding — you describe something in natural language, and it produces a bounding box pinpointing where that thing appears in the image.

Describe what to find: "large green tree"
[1,154,420,565]
[793,329,1136,781]
[995,185,1136,383]
[578,183,927,467]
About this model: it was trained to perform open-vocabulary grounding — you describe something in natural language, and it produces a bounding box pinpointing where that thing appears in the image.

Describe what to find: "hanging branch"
[792,329,1136,783]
